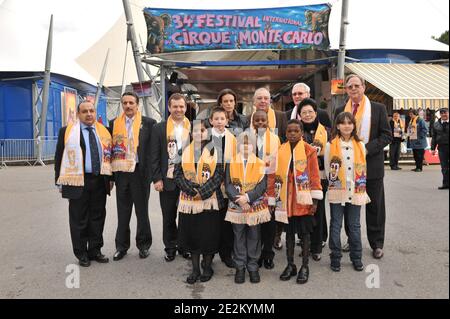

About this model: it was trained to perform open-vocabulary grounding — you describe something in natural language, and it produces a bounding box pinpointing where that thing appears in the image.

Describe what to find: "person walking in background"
[389,111,405,170]
[325,112,369,272]
[407,109,428,172]
[431,107,449,189]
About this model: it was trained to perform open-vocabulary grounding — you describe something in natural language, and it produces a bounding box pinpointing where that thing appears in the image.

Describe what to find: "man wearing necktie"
[335,74,392,260]
[109,92,156,261]
[54,101,113,267]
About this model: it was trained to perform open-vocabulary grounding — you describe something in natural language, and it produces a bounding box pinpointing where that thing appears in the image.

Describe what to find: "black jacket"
[431,120,449,150]
[335,101,392,180]
[108,116,156,184]
[54,126,112,199]
[150,121,189,191]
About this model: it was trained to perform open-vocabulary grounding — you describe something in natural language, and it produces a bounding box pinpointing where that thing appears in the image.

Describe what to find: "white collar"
[212,128,226,138]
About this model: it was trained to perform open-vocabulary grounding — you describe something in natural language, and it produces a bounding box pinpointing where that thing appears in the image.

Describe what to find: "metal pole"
[160,65,167,120]
[122,0,151,117]
[94,49,110,110]
[332,0,349,117]
[37,14,53,166]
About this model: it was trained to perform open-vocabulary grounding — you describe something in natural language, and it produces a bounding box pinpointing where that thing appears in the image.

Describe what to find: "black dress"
[174,154,225,255]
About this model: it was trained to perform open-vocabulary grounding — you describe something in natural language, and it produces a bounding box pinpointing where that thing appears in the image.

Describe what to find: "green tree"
[433,30,449,45]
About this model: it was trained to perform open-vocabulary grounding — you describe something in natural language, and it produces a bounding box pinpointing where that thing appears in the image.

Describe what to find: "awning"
[346,63,449,110]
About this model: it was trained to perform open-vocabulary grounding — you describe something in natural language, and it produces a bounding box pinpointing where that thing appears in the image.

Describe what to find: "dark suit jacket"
[285,107,332,129]
[248,109,287,143]
[225,163,267,204]
[54,126,111,199]
[335,101,392,180]
[109,116,156,185]
[150,121,189,191]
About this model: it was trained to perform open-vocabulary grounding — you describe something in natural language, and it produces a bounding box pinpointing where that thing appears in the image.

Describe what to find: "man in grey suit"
[335,74,392,259]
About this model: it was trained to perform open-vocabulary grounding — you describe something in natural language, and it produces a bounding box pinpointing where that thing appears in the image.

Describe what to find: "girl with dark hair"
[174,120,225,284]
[325,112,369,272]
[275,119,322,284]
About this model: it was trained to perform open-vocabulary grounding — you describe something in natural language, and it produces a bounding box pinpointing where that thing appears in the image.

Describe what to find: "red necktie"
[352,103,359,116]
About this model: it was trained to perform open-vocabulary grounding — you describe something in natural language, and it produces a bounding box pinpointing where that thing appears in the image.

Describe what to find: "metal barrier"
[0,137,57,167]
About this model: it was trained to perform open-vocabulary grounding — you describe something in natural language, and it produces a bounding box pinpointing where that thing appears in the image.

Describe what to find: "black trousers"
[69,174,107,260]
[159,189,180,254]
[413,149,425,170]
[438,144,449,186]
[219,206,234,261]
[344,178,386,250]
[310,179,328,254]
[115,169,152,252]
[260,210,276,260]
[389,141,401,168]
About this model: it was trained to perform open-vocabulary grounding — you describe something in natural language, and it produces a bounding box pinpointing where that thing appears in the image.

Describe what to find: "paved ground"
[0,164,448,299]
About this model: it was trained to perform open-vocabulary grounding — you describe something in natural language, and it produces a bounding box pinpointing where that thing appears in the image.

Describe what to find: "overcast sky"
[1,0,448,58]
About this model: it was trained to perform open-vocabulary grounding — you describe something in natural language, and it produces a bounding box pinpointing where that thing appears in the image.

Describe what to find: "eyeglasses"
[300,110,315,115]
[292,92,306,96]
[346,84,362,89]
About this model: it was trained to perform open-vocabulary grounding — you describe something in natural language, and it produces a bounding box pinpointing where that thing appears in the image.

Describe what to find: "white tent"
[1,0,448,86]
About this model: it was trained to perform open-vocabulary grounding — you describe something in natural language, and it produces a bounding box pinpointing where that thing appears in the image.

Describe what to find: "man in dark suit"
[110,92,156,261]
[431,107,449,189]
[286,82,332,129]
[150,93,191,262]
[54,101,112,267]
[335,74,392,259]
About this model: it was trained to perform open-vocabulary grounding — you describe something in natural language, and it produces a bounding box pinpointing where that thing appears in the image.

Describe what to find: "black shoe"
[438,185,449,190]
[330,260,341,272]
[411,168,422,172]
[263,259,274,269]
[78,257,91,267]
[312,253,321,261]
[89,253,109,263]
[342,243,350,253]
[373,248,384,259]
[181,252,191,260]
[248,270,260,283]
[279,264,297,281]
[164,252,176,262]
[113,250,127,261]
[352,260,364,271]
[139,249,150,259]
[257,258,263,268]
[221,257,234,268]
[186,272,201,284]
[391,166,401,170]
[296,266,309,284]
[200,267,214,282]
[234,268,245,284]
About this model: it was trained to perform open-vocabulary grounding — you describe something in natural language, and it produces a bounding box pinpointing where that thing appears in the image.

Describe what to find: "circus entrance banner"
[144,4,331,54]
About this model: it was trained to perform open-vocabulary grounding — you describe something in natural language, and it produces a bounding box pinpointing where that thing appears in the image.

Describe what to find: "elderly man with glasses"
[334,74,392,260]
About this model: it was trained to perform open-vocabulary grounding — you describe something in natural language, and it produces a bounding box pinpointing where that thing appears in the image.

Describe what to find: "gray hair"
[345,74,366,86]
[253,87,271,101]
[292,83,310,93]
